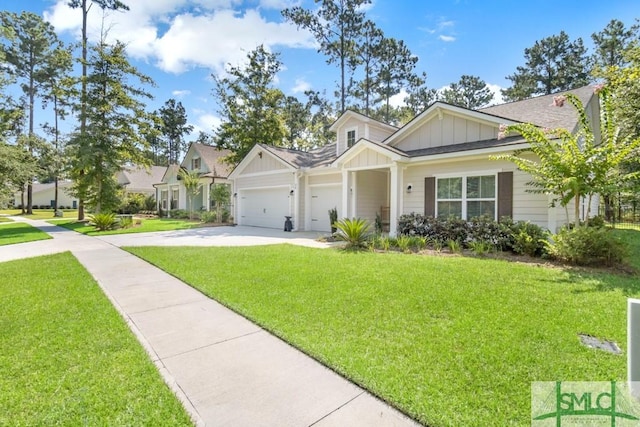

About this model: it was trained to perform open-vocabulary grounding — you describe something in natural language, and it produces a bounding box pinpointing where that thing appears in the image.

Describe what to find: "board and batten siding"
[400,158,552,229]
[336,117,367,155]
[242,153,289,175]
[368,124,396,143]
[393,112,497,152]
[356,170,388,224]
[344,148,392,169]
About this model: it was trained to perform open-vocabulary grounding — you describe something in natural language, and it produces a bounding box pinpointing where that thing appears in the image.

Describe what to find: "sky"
[3,0,640,139]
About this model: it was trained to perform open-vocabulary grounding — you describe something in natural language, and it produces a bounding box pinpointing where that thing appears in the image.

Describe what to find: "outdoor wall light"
[233,192,237,197]
[289,189,294,196]
[406,184,412,193]
[258,151,263,159]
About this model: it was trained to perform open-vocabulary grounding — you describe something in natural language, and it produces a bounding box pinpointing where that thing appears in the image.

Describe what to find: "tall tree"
[440,75,494,109]
[41,43,75,214]
[592,19,638,69]
[69,40,154,213]
[374,37,418,124]
[400,71,438,123]
[212,45,286,164]
[0,11,64,214]
[159,99,193,164]
[67,0,129,220]
[0,142,39,207]
[502,31,591,101]
[283,0,371,114]
[282,95,310,149]
[304,90,336,147]
[350,20,383,116]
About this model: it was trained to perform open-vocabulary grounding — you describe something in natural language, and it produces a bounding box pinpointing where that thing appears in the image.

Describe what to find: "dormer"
[190,156,202,172]
[330,110,398,156]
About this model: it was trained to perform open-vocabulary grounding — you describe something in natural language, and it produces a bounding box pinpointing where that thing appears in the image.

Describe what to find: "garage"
[239,188,291,229]
[309,185,342,232]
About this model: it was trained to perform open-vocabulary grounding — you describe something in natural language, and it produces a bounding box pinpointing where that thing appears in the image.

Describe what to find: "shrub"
[334,218,371,249]
[509,221,548,257]
[329,207,338,233]
[200,211,217,223]
[447,239,462,253]
[88,212,117,231]
[547,226,627,266]
[587,215,605,228]
[396,235,413,253]
[169,209,190,219]
[118,192,146,214]
[119,217,133,229]
[469,240,495,256]
[467,216,511,250]
[221,209,231,223]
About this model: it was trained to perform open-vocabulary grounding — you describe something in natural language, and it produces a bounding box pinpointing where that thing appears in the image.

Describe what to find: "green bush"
[118,192,147,214]
[547,226,628,266]
[169,209,190,219]
[509,221,548,257]
[334,218,371,249]
[88,212,117,231]
[200,211,217,223]
[119,217,133,229]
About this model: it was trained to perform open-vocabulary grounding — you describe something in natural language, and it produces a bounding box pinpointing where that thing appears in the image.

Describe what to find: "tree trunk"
[77,0,88,221]
[574,195,581,228]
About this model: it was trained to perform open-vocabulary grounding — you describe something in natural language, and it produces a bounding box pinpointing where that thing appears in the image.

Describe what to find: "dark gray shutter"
[424,177,436,217]
[497,171,513,219]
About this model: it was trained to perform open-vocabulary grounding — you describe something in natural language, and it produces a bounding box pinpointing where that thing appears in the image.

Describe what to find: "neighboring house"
[116,165,167,197]
[155,143,232,212]
[228,86,600,234]
[13,181,78,208]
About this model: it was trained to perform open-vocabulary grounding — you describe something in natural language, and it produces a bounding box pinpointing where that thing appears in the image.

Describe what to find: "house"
[228,86,600,235]
[155,143,232,212]
[13,180,78,208]
[116,165,167,197]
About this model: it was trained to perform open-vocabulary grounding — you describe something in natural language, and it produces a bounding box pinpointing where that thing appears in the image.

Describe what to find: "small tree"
[179,168,201,220]
[493,85,640,227]
[211,183,231,223]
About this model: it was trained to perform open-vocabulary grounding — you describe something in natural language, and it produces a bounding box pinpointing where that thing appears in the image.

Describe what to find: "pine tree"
[441,75,494,109]
[159,99,193,164]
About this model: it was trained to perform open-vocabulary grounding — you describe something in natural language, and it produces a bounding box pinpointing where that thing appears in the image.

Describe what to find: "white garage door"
[239,188,290,229]
[310,185,342,232]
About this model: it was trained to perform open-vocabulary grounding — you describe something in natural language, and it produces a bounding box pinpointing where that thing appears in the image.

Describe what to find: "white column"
[350,171,357,218]
[293,173,300,231]
[629,298,640,398]
[204,180,211,211]
[341,170,349,220]
[389,165,399,236]
[304,175,311,230]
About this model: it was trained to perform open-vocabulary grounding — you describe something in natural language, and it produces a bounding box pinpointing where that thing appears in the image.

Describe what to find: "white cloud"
[193,112,222,134]
[292,78,311,94]
[44,0,315,75]
[438,35,456,42]
[388,89,408,108]
[172,89,191,97]
[486,84,505,106]
[258,0,300,9]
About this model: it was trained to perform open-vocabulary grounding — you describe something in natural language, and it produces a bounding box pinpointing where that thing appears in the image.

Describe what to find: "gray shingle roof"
[404,135,526,157]
[193,143,233,178]
[260,143,338,168]
[121,165,167,190]
[479,85,595,131]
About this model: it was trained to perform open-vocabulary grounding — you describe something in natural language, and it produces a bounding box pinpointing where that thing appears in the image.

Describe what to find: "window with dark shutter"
[497,171,513,219]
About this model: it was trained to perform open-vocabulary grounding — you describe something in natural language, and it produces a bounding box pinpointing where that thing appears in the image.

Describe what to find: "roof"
[119,165,167,190]
[192,143,232,178]
[260,143,339,168]
[404,135,526,158]
[479,85,595,131]
[23,180,73,193]
[329,109,399,132]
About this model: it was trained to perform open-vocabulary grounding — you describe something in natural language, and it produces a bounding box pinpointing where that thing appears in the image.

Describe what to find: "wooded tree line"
[1,0,639,216]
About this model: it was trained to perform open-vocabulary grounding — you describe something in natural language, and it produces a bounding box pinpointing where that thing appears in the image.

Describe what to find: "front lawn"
[0,222,52,246]
[53,217,201,236]
[613,228,640,271]
[0,252,192,426]
[0,209,78,220]
[0,217,12,223]
[128,244,639,427]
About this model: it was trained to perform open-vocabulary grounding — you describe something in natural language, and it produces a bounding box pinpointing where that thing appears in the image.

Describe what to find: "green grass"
[127,244,639,427]
[53,217,200,235]
[0,217,13,223]
[0,252,192,426]
[612,228,640,271]
[0,209,78,220]
[0,222,52,246]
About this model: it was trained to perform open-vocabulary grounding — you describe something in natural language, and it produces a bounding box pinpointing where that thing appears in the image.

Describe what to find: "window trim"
[345,127,357,148]
[192,157,201,170]
[435,173,498,220]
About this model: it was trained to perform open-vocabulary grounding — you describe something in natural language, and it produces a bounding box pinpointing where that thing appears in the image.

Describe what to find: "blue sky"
[4,0,640,138]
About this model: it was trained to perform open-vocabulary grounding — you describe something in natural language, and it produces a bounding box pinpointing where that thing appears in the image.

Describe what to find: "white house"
[155,143,232,212]
[228,86,600,235]
[13,181,77,209]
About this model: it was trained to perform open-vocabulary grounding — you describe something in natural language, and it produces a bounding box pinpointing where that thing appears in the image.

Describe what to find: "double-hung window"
[436,175,496,220]
[192,157,201,170]
[346,129,356,147]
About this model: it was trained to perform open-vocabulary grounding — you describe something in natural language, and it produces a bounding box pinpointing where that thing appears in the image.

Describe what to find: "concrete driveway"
[97,225,336,249]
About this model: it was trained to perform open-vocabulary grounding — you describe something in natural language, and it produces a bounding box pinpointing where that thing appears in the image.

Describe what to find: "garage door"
[310,185,342,232]
[239,188,290,229]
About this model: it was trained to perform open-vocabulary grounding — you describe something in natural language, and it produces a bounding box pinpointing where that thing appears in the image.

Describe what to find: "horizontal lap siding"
[401,158,550,229]
[308,174,341,186]
[235,172,294,189]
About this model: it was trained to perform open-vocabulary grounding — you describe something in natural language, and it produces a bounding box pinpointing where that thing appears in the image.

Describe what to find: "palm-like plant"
[333,217,371,249]
[179,168,201,220]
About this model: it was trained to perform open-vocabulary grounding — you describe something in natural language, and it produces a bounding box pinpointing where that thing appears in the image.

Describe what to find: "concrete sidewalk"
[1,218,420,427]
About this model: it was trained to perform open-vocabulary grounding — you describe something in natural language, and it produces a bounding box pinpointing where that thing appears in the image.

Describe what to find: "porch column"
[304,174,311,230]
[341,170,349,220]
[204,180,211,211]
[350,171,357,217]
[389,164,399,236]
[293,172,300,231]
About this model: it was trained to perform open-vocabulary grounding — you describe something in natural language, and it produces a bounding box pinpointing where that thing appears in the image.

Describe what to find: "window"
[171,189,179,209]
[192,157,201,170]
[346,129,356,147]
[436,175,496,220]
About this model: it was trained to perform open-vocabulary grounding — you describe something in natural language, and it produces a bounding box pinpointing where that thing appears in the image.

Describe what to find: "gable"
[344,147,393,169]
[181,145,207,173]
[393,110,499,152]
